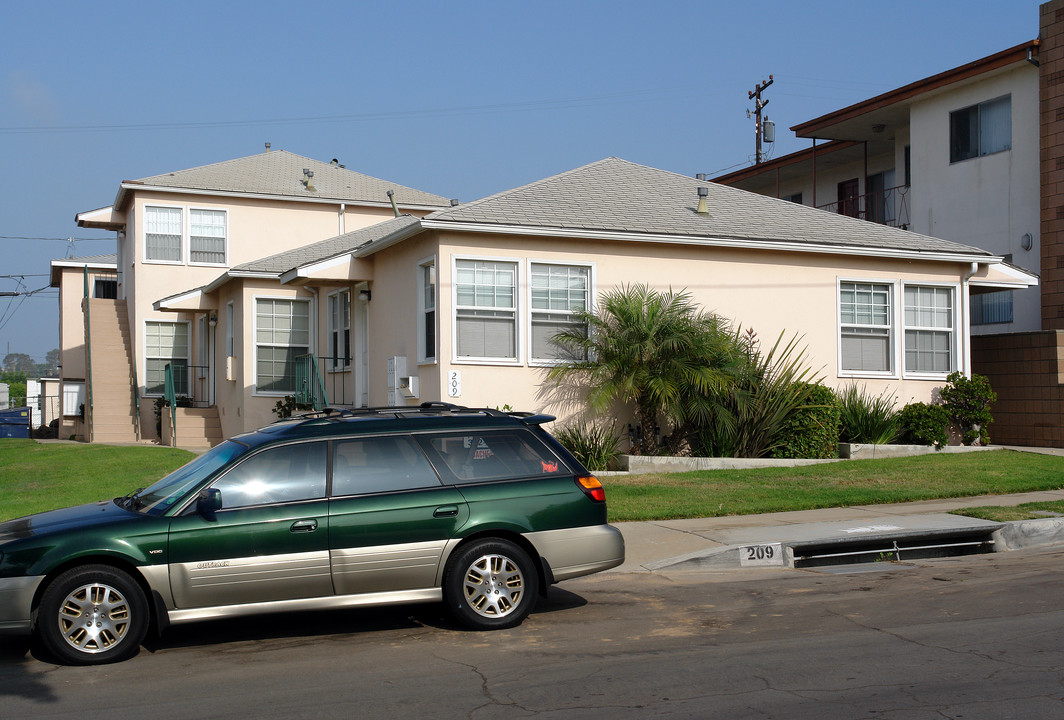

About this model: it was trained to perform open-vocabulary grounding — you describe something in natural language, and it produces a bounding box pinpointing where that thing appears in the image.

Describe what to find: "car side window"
[332,435,442,496]
[211,442,326,509]
[422,430,567,483]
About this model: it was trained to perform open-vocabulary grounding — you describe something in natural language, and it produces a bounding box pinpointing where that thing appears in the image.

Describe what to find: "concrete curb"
[642,516,1064,572]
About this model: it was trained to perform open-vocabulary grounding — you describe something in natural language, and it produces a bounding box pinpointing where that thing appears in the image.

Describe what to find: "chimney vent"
[450,199,460,207]
[696,187,709,215]
[265,142,271,152]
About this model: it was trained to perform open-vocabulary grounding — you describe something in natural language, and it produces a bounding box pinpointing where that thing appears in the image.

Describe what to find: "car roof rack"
[275,402,555,427]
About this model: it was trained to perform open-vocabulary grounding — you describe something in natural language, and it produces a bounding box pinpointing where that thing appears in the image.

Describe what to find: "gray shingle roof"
[231,215,421,275]
[125,150,451,208]
[426,157,992,257]
[52,253,117,265]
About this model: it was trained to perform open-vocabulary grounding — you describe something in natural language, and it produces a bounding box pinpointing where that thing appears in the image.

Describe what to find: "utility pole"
[748,75,774,164]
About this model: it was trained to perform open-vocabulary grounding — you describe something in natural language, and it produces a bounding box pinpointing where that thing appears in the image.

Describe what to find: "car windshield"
[129,440,249,516]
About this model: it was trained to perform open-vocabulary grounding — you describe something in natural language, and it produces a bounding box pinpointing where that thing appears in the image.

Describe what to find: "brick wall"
[971,331,1064,446]
[1042,0,1064,327]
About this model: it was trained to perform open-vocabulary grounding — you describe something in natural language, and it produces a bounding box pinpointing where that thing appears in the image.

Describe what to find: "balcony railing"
[817,184,911,230]
[158,363,211,408]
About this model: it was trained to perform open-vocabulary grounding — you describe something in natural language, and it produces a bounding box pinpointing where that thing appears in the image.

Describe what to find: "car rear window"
[421,430,569,484]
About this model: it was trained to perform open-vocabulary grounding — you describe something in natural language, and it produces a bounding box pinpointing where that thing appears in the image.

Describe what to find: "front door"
[167,441,332,608]
[837,178,860,218]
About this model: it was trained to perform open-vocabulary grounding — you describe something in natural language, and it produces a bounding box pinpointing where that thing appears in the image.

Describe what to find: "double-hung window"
[256,299,310,393]
[455,260,517,360]
[328,290,351,370]
[950,95,1011,163]
[419,261,436,362]
[145,206,182,262]
[145,321,189,395]
[839,282,892,374]
[530,263,589,362]
[903,286,954,374]
[190,209,227,264]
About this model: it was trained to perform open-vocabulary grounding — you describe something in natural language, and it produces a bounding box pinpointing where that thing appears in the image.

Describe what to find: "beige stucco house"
[56,149,452,444]
[56,152,1034,448]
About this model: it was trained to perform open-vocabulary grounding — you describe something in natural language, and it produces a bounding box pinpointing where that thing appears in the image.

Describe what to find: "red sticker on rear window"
[541,461,558,473]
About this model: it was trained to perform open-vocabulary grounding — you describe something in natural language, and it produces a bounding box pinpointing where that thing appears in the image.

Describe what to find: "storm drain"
[790,528,998,569]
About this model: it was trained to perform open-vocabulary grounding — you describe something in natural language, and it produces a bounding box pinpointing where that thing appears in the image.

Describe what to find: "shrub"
[837,383,901,444]
[271,395,314,419]
[554,421,620,471]
[940,372,996,445]
[770,383,840,459]
[898,402,949,447]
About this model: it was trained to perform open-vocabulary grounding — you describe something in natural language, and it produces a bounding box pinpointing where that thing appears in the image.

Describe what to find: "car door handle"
[290,519,318,533]
[433,506,459,518]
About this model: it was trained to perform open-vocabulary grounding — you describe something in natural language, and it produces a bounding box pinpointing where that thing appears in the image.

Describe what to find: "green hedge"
[770,384,840,459]
[898,402,950,447]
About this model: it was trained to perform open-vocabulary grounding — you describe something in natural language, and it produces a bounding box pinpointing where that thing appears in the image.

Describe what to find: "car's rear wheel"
[37,565,148,665]
[443,539,539,630]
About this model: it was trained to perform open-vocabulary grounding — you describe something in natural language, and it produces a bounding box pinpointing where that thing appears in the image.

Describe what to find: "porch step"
[162,406,223,448]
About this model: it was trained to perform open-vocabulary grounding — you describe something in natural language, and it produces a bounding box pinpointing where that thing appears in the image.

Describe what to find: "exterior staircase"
[162,406,223,449]
[84,298,139,443]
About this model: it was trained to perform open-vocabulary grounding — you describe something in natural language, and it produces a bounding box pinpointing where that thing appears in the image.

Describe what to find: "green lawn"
[0,439,195,521]
[952,500,1064,522]
[600,449,1064,522]
[2,441,1062,526]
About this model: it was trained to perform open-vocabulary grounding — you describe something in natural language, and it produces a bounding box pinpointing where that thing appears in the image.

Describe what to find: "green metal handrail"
[83,267,93,442]
[131,360,141,441]
[164,362,178,446]
[295,354,329,411]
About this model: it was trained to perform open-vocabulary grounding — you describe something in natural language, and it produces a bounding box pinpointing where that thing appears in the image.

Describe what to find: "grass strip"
[601,449,1064,522]
[0,439,195,522]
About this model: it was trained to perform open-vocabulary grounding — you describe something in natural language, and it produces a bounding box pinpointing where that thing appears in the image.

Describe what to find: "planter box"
[838,443,997,460]
[616,454,838,474]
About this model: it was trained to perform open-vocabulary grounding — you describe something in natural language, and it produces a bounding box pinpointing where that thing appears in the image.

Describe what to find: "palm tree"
[547,284,738,455]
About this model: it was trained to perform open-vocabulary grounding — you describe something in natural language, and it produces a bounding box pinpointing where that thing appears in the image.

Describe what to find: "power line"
[0,235,111,242]
[0,87,701,136]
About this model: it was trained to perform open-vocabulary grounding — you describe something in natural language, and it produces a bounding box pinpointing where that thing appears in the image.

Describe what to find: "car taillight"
[576,475,606,503]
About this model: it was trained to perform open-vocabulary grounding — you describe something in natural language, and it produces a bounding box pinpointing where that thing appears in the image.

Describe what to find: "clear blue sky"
[0,0,1043,363]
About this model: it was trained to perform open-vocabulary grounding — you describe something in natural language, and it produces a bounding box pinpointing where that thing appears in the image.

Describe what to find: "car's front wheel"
[443,539,539,630]
[37,564,149,665]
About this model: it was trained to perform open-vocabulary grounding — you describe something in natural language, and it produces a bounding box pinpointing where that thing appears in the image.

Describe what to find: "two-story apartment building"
[56,149,452,444]
[714,41,1041,336]
[713,0,1064,447]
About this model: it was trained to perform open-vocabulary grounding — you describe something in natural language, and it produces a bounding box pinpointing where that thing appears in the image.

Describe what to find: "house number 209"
[739,543,784,567]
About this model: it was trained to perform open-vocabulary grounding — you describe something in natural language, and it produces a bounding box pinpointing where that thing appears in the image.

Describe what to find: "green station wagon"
[0,404,624,664]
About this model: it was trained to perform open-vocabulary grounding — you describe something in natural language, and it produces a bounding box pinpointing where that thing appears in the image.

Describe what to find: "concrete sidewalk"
[610,488,1064,573]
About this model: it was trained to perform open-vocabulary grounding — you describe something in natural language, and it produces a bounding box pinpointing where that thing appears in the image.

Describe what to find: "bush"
[940,372,996,445]
[770,383,840,459]
[837,383,901,444]
[271,395,314,419]
[554,421,620,471]
[898,402,949,447]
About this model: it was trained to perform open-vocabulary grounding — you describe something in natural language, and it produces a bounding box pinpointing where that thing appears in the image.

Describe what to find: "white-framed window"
[144,206,182,263]
[145,321,189,395]
[190,208,227,265]
[529,261,591,363]
[255,298,310,393]
[454,258,518,361]
[327,290,351,370]
[839,281,893,374]
[950,95,1011,163]
[903,285,955,375]
[418,260,437,363]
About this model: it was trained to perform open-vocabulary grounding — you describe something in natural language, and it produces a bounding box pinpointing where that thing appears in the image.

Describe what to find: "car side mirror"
[197,488,222,519]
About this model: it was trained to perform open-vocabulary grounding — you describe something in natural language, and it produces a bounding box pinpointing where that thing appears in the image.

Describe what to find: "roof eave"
[791,40,1039,138]
[420,219,995,265]
[114,181,448,212]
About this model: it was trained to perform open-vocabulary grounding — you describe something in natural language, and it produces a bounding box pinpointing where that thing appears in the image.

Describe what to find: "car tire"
[443,538,539,630]
[37,564,149,665]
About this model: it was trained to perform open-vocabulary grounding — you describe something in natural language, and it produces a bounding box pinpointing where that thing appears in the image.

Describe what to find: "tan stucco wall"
[378,230,982,423]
